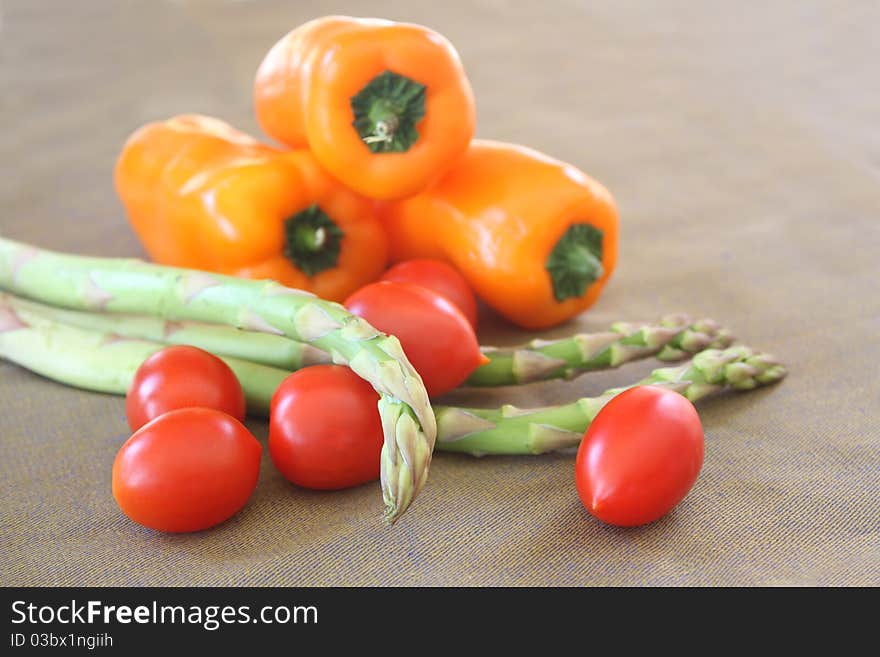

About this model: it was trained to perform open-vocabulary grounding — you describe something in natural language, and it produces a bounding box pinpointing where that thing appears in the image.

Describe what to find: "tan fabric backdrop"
[1,0,877,586]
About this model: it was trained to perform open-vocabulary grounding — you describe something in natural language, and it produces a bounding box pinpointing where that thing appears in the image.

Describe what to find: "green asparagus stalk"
[0,308,287,415]
[2,301,786,458]
[7,294,733,388]
[468,314,733,386]
[435,346,787,456]
[7,293,735,392]
[3,293,332,371]
[0,237,434,523]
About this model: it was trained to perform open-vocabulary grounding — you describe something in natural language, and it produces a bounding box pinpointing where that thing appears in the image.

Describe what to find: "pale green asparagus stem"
[468,314,733,386]
[436,346,787,456]
[0,237,434,523]
[0,306,288,415]
[6,294,734,391]
[3,292,332,371]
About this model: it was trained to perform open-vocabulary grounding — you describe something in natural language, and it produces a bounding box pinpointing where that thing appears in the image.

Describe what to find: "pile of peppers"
[115,15,619,329]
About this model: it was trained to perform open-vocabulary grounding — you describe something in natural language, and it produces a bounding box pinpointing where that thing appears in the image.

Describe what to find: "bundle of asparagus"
[0,307,786,458]
[0,237,787,520]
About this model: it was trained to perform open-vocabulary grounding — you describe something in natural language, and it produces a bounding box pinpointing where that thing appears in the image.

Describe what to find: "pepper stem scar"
[363,119,398,145]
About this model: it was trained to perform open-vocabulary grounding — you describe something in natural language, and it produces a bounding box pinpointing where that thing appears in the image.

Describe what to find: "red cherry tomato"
[112,407,262,532]
[380,259,479,329]
[126,345,245,431]
[575,386,704,527]
[269,365,383,490]
[344,281,485,397]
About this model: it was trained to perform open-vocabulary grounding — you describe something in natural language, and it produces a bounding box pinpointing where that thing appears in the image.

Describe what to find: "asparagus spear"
[0,237,434,523]
[2,301,785,458]
[436,346,786,455]
[3,292,332,371]
[8,293,732,388]
[0,307,287,415]
[468,314,733,386]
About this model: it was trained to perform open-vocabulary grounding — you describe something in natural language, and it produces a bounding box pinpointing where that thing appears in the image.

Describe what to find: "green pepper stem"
[283,204,344,277]
[545,223,605,302]
[351,70,426,153]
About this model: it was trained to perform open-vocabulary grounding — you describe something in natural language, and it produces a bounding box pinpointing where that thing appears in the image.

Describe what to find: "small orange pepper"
[377,140,619,330]
[254,16,476,201]
[115,114,388,302]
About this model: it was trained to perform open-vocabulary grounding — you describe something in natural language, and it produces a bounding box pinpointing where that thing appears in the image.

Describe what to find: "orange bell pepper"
[377,140,619,330]
[254,16,476,201]
[115,115,388,302]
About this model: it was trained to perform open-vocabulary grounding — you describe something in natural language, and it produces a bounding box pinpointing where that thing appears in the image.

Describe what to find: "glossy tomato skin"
[575,386,704,527]
[344,281,485,397]
[269,365,384,490]
[380,259,479,329]
[126,345,245,431]
[112,407,262,532]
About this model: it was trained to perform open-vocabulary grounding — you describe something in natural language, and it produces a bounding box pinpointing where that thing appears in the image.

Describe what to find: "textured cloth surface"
[1,0,877,587]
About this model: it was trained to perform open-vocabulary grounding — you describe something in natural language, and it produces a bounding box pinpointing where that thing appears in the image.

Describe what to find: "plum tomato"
[344,280,485,397]
[575,386,705,527]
